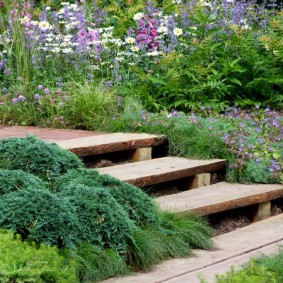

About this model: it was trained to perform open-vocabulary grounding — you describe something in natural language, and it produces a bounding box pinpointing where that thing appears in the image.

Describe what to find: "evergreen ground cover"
[0,135,213,282]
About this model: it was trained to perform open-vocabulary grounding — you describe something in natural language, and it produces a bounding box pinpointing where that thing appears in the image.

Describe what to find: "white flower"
[52,47,61,53]
[20,16,30,25]
[131,46,139,52]
[173,28,183,36]
[38,21,52,31]
[133,13,144,21]
[102,32,113,39]
[157,26,168,34]
[125,37,135,44]
[62,48,73,53]
[61,2,70,6]
[46,6,51,10]
[58,9,64,15]
[172,0,182,4]
[147,51,162,56]
[31,20,38,26]
[70,4,78,10]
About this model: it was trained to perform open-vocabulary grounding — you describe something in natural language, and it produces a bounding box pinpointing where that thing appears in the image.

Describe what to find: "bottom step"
[101,214,283,283]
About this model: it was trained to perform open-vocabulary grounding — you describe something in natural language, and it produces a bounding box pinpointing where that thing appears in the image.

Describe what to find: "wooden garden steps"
[156,182,283,217]
[97,157,226,187]
[55,133,167,157]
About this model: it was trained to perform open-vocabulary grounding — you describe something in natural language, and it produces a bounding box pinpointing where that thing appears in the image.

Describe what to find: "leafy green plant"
[0,230,78,283]
[0,169,47,195]
[54,168,159,226]
[0,135,83,185]
[200,261,276,283]
[58,184,136,253]
[0,188,80,248]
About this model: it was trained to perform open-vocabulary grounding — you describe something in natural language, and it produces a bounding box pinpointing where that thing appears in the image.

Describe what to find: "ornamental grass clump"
[54,168,159,226]
[58,184,136,254]
[0,169,47,195]
[0,135,83,184]
[0,188,80,248]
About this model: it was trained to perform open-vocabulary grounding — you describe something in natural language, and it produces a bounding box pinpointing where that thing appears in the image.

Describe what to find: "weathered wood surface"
[0,125,100,141]
[97,157,226,186]
[56,133,167,156]
[156,182,283,215]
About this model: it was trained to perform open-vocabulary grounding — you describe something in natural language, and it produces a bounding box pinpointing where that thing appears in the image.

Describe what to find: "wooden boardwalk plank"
[156,182,283,215]
[97,157,226,186]
[55,133,167,156]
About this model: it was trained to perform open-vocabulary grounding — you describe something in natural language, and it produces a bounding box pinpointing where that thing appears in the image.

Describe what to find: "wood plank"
[156,182,283,215]
[186,173,211,189]
[55,133,167,156]
[97,157,226,186]
[252,201,271,222]
[130,147,152,161]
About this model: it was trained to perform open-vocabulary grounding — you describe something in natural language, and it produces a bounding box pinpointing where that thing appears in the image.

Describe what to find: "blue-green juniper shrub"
[54,168,159,226]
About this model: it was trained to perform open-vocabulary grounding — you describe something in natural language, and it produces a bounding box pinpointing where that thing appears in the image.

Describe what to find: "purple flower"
[37,85,43,90]
[34,93,41,100]
[18,95,26,101]
[44,88,50,94]
[12,98,18,104]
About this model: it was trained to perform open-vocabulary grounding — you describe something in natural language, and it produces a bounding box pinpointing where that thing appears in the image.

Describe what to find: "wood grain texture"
[156,182,283,215]
[97,157,226,186]
[55,133,167,156]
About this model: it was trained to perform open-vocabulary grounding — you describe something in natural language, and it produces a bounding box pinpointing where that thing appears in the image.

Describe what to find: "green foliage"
[58,184,136,253]
[204,261,276,283]
[127,212,213,271]
[160,212,214,250]
[126,227,191,271]
[0,188,80,248]
[201,249,283,283]
[54,168,159,226]
[0,136,83,184]
[0,169,47,195]
[0,230,78,283]
[62,83,119,131]
[238,160,274,184]
[75,244,128,282]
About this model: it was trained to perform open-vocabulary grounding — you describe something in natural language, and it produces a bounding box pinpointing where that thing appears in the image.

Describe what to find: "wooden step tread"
[97,157,226,187]
[55,133,167,156]
[156,182,283,215]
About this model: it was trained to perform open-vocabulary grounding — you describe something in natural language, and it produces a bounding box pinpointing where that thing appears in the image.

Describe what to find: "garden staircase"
[1,125,283,222]
[1,126,283,282]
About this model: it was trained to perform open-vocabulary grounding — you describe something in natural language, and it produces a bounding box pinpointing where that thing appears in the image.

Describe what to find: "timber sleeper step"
[55,132,167,160]
[156,182,283,221]
[97,157,226,187]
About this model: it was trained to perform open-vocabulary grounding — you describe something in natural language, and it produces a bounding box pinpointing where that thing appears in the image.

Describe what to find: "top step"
[156,182,283,215]
[97,157,226,187]
[55,133,167,156]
